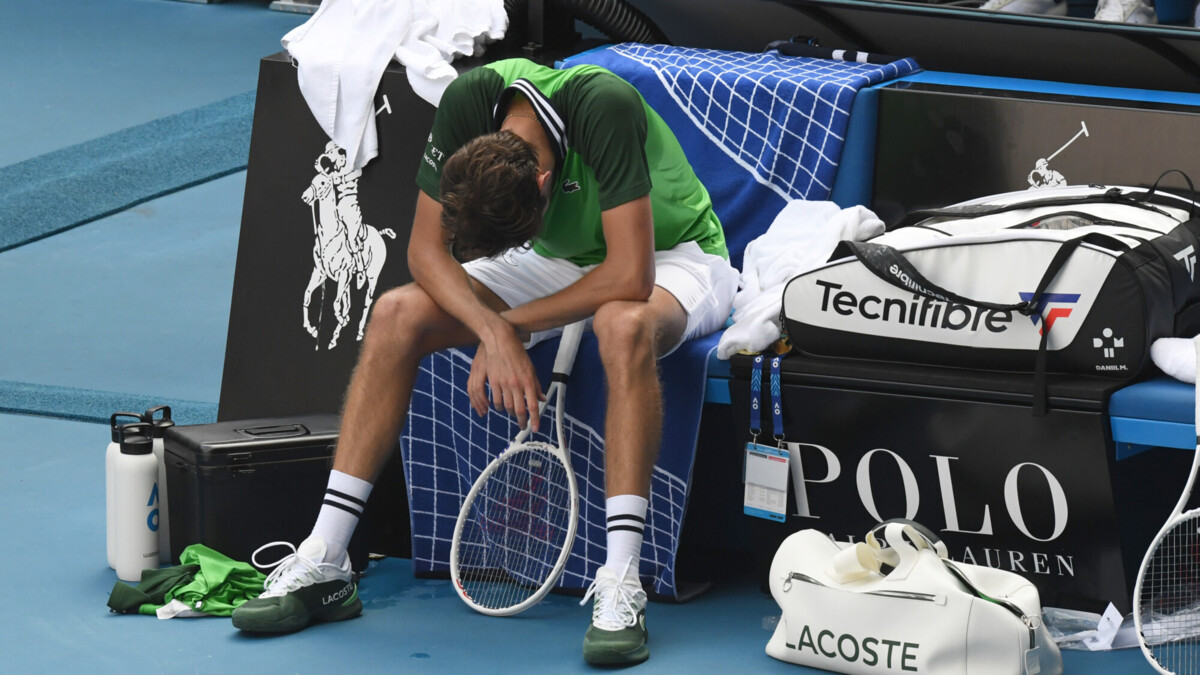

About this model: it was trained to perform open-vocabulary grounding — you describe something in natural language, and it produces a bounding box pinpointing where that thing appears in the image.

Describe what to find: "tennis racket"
[450,320,585,616]
[1135,336,1200,674]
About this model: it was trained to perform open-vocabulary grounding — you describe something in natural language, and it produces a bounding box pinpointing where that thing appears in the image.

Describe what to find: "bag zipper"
[941,561,1039,652]
[911,211,1161,242]
[1004,211,1163,237]
[780,571,946,605]
[900,188,1181,229]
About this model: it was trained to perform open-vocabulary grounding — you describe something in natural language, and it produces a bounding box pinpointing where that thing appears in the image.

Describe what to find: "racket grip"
[553,321,587,378]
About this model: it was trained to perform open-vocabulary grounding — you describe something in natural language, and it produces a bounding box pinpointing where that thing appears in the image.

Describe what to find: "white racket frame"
[450,321,585,616]
[1134,337,1200,674]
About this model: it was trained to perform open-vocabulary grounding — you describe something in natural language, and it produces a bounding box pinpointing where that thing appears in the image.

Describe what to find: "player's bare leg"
[336,281,508,481]
[594,288,687,498]
[581,287,686,665]
[233,280,508,634]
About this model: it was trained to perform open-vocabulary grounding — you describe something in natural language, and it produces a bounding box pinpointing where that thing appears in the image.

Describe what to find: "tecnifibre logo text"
[815,280,1012,333]
[887,263,950,302]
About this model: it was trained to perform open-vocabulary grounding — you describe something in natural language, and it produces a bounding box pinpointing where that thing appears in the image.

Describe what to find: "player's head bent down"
[440,130,551,262]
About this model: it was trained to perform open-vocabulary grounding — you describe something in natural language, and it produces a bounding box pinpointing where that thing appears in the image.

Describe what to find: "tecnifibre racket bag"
[782,181,1200,410]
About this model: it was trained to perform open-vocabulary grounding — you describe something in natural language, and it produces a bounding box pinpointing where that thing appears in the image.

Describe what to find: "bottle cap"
[118,423,153,455]
[110,412,143,443]
[144,405,175,439]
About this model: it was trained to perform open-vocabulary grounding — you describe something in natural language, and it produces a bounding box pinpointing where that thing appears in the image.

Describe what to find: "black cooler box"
[163,414,399,572]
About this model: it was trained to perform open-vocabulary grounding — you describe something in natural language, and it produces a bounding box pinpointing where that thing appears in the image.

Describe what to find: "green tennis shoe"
[231,536,362,634]
[581,565,649,666]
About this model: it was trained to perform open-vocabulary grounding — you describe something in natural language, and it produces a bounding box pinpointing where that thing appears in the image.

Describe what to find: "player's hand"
[470,327,545,432]
[467,347,490,418]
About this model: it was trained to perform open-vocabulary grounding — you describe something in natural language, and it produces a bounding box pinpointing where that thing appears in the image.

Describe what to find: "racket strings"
[455,442,574,610]
[1140,514,1200,674]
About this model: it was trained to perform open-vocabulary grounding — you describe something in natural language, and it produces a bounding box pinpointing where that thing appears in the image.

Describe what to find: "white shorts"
[464,241,738,356]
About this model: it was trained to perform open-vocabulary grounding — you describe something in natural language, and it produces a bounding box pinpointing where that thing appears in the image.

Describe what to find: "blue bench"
[1111,376,1195,458]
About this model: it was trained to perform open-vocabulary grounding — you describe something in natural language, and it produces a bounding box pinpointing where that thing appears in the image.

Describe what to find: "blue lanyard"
[750,354,785,447]
[749,354,763,443]
[770,355,784,447]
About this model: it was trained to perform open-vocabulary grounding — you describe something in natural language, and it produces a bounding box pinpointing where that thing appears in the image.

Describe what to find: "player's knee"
[367,286,432,337]
[594,303,655,364]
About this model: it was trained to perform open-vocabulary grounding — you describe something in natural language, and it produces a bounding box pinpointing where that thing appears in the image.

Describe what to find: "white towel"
[283,0,508,171]
[717,201,885,360]
[1151,336,1198,384]
[397,0,508,107]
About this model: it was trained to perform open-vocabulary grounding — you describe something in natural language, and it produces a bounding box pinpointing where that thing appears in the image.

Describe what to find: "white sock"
[1151,337,1198,384]
[604,494,648,576]
[311,470,373,565]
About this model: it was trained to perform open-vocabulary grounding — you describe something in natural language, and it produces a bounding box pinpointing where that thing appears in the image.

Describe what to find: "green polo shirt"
[416,58,727,265]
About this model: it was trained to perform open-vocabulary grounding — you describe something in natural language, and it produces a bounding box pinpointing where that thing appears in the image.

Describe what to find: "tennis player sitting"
[232,57,737,666]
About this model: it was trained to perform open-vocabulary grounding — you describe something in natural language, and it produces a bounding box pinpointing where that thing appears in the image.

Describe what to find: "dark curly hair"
[439,131,548,261]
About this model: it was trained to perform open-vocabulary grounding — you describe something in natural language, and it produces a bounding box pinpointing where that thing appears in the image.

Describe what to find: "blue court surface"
[0,1,1159,672]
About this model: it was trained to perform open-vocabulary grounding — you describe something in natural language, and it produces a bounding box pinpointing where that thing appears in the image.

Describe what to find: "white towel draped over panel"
[283,0,509,170]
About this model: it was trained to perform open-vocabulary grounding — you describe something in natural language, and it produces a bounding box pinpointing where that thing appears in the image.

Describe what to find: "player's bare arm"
[501,195,656,334]
[408,189,545,430]
[465,195,655,428]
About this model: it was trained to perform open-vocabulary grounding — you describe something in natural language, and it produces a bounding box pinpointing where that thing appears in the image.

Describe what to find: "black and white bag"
[782,182,1200,405]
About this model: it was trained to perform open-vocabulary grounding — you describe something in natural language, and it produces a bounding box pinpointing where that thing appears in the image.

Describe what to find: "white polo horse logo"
[1028,121,1089,190]
[301,143,395,350]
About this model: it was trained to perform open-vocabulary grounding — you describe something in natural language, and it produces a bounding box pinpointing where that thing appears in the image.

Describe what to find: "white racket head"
[450,320,586,616]
[1135,509,1200,674]
[1134,336,1200,674]
[449,438,579,616]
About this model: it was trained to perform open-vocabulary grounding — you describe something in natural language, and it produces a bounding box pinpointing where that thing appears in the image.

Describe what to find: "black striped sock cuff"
[606,514,645,534]
[324,488,365,517]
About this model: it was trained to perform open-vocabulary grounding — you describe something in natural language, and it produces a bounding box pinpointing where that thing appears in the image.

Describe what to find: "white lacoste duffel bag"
[766,520,1062,675]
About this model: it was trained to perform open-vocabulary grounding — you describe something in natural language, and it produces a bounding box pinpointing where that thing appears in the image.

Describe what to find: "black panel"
[219,53,432,421]
[872,83,1200,228]
[730,353,1134,612]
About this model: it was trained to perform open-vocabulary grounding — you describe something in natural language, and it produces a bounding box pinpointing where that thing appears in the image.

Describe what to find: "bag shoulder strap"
[829,519,949,583]
[840,237,1087,416]
[869,518,948,558]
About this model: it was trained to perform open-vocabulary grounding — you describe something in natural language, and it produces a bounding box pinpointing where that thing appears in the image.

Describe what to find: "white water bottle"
[113,422,160,582]
[144,405,175,564]
[106,412,143,569]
